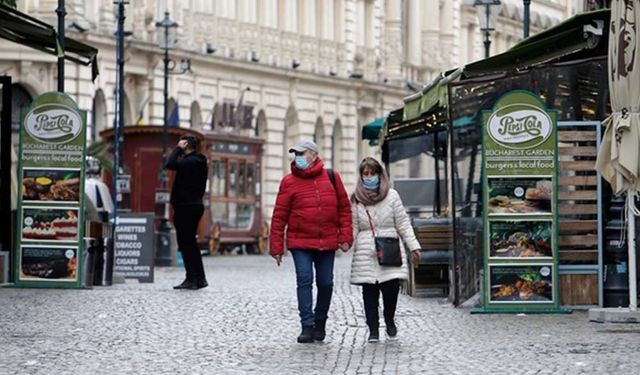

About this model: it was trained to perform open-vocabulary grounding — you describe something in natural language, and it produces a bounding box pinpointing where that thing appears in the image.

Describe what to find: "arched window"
[314,117,325,156]
[190,101,203,129]
[332,119,343,170]
[283,106,298,172]
[91,89,108,142]
[256,110,267,138]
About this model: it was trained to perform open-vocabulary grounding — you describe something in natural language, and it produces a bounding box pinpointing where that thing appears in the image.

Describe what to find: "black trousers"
[362,279,400,329]
[173,204,205,281]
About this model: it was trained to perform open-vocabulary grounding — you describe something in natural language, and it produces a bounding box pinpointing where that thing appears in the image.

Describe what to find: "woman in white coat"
[349,157,421,342]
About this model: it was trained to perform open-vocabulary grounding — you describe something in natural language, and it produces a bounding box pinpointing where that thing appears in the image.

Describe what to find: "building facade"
[2,0,588,221]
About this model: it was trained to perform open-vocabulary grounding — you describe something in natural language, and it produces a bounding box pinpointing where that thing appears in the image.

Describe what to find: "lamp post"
[474,0,502,59]
[155,11,191,266]
[523,0,531,38]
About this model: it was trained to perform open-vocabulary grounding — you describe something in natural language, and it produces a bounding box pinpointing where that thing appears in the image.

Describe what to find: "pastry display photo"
[21,207,79,242]
[488,177,552,215]
[22,169,81,203]
[489,221,552,258]
[20,246,77,281]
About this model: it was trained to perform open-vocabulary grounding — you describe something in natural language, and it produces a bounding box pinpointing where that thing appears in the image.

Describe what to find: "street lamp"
[155,11,191,266]
[474,0,502,58]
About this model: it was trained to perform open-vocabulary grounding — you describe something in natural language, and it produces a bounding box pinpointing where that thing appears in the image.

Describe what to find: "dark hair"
[358,157,383,176]
[180,135,197,150]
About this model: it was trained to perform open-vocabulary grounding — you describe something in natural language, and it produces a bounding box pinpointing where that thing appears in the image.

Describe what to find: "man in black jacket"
[165,135,208,290]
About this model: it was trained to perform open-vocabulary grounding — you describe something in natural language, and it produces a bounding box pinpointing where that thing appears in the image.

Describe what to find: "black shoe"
[297,326,314,343]
[368,328,379,343]
[196,278,208,289]
[313,319,326,341]
[386,322,397,338]
[173,279,198,290]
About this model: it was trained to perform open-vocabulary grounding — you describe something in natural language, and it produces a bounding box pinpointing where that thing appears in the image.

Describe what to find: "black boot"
[196,278,208,289]
[297,326,314,343]
[367,326,379,343]
[313,319,326,341]
[386,321,397,338]
[173,279,198,290]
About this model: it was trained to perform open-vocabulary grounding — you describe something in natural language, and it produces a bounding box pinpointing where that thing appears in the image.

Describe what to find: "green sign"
[474,90,565,313]
[15,92,87,288]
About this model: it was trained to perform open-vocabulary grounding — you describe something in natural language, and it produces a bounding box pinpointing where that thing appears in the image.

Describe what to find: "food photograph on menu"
[490,265,553,303]
[20,246,78,281]
[22,168,81,203]
[487,177,552,215]
[489,220,552,258]
[21,207,79,242]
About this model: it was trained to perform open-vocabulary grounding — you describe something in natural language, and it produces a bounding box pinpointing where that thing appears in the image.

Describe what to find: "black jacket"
[165,147,208,206]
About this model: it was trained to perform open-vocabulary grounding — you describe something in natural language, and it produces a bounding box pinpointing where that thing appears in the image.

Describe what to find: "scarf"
[352,168,390,206]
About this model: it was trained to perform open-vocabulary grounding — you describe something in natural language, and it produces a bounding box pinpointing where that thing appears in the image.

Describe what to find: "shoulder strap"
[365,207,376,236]
[326,168,336,191]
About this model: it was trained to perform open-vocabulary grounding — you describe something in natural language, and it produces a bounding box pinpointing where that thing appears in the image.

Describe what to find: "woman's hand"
[272,254,283,266]
[411,249,421,264]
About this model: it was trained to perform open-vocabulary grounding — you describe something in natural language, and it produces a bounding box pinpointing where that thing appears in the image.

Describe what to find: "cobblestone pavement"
[2,254,640,375]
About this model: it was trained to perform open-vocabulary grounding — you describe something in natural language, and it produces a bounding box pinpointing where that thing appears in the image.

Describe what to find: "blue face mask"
[295,156,310,170]
[362,175,380,190]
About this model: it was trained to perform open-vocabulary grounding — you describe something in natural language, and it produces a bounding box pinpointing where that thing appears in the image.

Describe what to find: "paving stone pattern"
[1,254,640,374]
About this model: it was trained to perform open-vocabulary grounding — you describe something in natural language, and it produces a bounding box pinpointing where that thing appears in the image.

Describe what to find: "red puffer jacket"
[269,158,353,256]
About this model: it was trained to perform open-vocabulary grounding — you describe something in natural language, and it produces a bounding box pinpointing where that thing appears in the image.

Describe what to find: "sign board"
[15,92,87,288]
[475,90,563,313]
[155,190,170,204]
[113,213,155,283]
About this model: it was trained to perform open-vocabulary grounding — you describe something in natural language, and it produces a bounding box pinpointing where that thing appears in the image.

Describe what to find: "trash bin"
[156,229,173,266]
[94,236,114,286]
[82,237,98,289]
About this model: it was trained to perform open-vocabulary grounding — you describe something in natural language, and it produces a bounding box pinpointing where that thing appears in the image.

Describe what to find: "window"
[211,159,227,196]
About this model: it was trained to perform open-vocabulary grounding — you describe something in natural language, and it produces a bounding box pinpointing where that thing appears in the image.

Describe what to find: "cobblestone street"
[2,254,640,375]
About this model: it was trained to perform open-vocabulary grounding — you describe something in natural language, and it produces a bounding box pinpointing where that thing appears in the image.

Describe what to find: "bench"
[407,217,453,297]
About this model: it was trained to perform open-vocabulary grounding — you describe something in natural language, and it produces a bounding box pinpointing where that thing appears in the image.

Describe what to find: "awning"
[0,4,99,80]
[383,8,610,147]
[361,117,384,145]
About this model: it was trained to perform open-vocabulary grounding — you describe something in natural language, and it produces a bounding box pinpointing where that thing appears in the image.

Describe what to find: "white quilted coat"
[349,189,421,285]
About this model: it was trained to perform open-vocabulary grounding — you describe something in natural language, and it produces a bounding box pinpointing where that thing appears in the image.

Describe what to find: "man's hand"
[338,243,350,252]
[272,254,283,266]
[177,139,188,150]
[411,249,421,264]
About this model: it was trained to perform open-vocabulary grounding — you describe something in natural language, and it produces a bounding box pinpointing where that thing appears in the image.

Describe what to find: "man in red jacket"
[270,139,352,343]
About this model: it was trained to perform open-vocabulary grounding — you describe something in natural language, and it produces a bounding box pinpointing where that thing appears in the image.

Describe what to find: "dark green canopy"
[361,116,385,145]
[0,4,99,80]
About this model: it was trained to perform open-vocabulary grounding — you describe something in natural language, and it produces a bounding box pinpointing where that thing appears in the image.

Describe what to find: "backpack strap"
[326,168,336,191]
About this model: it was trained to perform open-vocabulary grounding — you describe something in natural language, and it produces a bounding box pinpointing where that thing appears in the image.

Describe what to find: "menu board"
[478,90,561,312]
[15,92,87,288]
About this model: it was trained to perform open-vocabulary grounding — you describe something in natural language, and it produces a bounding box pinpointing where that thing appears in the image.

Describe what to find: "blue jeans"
[290,250,336,327]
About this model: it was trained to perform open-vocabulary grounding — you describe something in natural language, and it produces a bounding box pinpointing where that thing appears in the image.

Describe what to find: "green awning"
[0,4,99,80]
[464,9,609,77]
[402,68,461,122]
[362,116,385,146]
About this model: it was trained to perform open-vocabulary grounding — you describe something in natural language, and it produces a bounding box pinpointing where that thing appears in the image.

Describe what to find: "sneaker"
[367,328,379,343]
[173,279,198,290]
[313,319,326,341]
[386,322,397,338]
[297,326,314,343]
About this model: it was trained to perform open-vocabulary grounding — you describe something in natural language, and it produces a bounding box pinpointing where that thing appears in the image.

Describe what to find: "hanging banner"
[15,92,87,288]
[474,90,565,313]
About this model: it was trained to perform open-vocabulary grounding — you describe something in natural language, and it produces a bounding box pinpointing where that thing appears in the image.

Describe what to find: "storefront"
[381,9,613,308]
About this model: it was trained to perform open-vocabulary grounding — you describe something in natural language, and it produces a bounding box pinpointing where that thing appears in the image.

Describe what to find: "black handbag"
[365,208,402,267]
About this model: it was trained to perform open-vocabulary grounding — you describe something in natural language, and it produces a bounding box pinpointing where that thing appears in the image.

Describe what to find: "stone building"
[1,0,589,220]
